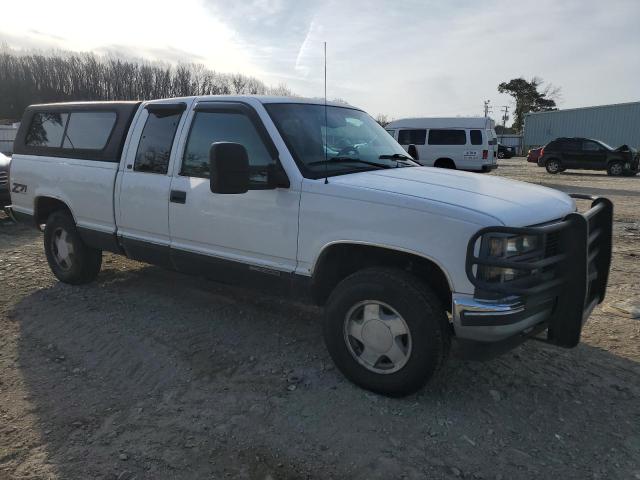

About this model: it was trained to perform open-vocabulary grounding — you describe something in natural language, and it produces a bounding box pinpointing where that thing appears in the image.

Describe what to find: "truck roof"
[149,95,356,109]
[387,117,496,129]
[32,96,357,110]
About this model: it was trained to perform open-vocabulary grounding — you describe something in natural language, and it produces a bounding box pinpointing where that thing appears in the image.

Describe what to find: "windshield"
[265,103,417,178]
[598,140,614,150]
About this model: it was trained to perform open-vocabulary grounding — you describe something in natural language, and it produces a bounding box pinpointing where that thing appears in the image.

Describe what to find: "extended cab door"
[168,101,300,276]
[116,102,188,265]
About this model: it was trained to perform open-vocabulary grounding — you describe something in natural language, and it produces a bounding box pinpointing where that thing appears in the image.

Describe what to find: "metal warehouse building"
[523,101,640,150]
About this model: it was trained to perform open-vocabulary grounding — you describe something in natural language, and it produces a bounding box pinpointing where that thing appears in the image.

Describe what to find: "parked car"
[497,143,514,159]
[0,152,10,207]
[385,117,498,172]
[539,137,639,176]
[527,146,543,163]
[9,97,613,396]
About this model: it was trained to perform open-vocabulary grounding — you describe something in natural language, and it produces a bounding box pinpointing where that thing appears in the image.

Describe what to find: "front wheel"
[607,161,624,176]
[323,268,450,397]
[44,210,102,284]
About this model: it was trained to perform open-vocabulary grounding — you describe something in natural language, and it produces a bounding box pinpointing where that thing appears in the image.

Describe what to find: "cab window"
[181,111,274,187]
[134,109,183,174]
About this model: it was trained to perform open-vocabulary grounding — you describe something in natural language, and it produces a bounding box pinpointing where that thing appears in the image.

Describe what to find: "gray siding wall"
[0,126,18,154]
[523,102,640,149]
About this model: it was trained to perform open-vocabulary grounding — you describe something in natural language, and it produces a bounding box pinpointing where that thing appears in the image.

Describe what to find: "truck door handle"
[170,190,187,204]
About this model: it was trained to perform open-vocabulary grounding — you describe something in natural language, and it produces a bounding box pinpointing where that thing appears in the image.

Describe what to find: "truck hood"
[331,167,575,226]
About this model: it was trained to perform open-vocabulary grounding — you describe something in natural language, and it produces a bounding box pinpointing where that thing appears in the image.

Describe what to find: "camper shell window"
[14,102,141,162]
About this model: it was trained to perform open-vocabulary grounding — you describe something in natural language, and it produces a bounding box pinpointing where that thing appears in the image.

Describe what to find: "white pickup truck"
[9,96,613,396]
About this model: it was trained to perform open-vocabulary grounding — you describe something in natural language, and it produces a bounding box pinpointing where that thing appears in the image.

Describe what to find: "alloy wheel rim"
[52,227,74,271]
[343,301,412,374]
[611,164,623,175]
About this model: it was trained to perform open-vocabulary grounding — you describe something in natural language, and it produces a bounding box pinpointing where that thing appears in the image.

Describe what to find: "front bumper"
[453,195,613,354]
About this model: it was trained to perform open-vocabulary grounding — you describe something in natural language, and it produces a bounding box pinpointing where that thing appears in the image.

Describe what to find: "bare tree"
[375,113,392,127]
[0,47,295,120]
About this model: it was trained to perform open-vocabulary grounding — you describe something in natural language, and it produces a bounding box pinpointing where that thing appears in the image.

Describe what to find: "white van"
[386,117,498,172]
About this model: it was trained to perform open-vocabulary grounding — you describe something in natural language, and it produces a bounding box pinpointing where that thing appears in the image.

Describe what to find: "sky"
[1,0,639,121]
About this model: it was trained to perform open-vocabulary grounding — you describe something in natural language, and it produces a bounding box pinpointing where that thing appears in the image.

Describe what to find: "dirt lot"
[1,159,639,480]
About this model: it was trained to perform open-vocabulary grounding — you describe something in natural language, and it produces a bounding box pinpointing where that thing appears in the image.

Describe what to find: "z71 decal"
[11,183,27,194]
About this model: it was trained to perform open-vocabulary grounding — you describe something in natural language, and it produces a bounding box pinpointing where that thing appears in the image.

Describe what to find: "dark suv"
[538,137,639,176]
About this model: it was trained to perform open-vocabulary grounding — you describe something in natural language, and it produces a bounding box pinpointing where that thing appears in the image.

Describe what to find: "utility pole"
[500,105,509,142]
[483,100,492,117]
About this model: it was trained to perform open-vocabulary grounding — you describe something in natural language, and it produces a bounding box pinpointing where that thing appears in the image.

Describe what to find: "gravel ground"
[1,159,639,480]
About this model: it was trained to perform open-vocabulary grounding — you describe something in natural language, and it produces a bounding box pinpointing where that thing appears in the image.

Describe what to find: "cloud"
[2,0,639,119]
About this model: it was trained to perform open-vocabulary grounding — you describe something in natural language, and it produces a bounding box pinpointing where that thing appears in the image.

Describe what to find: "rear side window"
[397,129,426,145]
[134,110,182,174]
[63,112,116,149]
[564,140,581,150]
[428,129,467,145]
[25,112,69,147]
[470,130,483,145]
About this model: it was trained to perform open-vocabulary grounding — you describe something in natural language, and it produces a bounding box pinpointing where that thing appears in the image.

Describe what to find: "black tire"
[44,210,102,284]
[323,268,450,397]
[545,158,561,174]
[607,161,624,176]
[434,159,456,169]
[497,151,505,159]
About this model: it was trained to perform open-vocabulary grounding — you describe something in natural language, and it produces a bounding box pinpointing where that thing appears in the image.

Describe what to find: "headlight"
[478,233,543,283]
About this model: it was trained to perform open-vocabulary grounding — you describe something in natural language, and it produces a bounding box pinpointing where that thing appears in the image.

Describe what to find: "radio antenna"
[323,41,329,184]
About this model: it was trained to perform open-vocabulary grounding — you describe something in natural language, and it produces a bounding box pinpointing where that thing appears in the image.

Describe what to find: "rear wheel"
[323,268,450,397]
[607,161,624,176]
[497,151,505,159]
[434,159,456,169]
[44,211,102,284]
[545,158,561,174]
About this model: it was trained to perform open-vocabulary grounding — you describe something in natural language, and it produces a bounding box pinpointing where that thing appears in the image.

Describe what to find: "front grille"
[542,231,561,274]
[0,171,8,186]
[544,231,560,257]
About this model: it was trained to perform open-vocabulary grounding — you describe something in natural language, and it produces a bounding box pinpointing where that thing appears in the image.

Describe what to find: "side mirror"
[407,144,419,160]
[209,142,250,194]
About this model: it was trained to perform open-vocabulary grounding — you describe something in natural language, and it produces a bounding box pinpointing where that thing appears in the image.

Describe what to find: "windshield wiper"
[378,153,418,167]
[308,157,391,169]
[378,153,413,161]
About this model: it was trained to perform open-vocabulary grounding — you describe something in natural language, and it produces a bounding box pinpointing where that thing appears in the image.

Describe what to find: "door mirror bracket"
[268,163,290,189]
